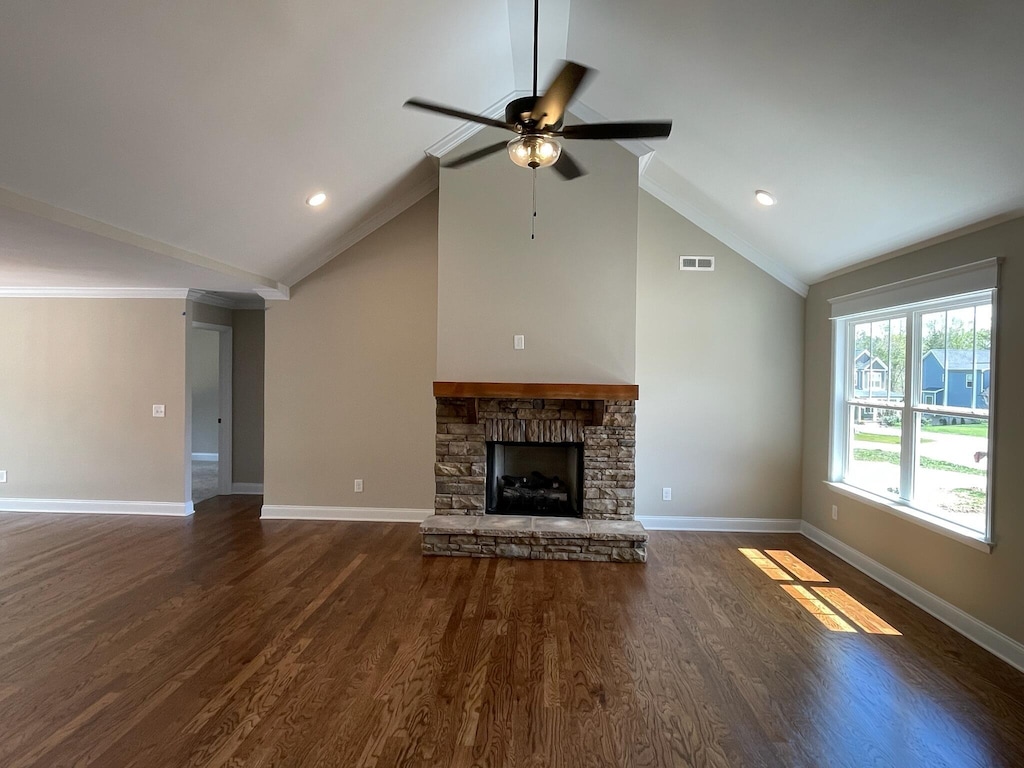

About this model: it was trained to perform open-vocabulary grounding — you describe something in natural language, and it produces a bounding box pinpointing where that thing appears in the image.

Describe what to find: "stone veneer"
[434,398,636,519]
[421,515,647,563]
[425,395,644,563]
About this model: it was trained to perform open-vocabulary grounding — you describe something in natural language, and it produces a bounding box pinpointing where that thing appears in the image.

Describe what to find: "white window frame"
[827,261,999,552]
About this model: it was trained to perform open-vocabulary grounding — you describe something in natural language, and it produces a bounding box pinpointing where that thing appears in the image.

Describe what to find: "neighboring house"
[853,350,890,396]
[922,349,991,408]
[852,350,899,422]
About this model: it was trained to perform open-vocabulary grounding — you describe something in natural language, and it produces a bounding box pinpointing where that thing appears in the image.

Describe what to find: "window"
[829,261,998,545]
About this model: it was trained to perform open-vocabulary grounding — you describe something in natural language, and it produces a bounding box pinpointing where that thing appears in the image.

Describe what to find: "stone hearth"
[422,382,645,563]
[421,515,648,562]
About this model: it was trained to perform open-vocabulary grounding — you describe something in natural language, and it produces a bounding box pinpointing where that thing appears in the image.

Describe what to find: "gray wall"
[263,193,438,509]
[802,217,1024,645]
[0,299,187,502]
[636,192,804,519]
[189,327,220,454]
[232,309,265,484]
[437,128,638,384]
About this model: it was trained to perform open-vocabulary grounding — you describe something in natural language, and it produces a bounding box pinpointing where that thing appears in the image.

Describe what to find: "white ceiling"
[1,0,1022,295]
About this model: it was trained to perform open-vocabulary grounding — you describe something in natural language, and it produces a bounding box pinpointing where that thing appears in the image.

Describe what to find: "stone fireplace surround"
[421,382,647,563]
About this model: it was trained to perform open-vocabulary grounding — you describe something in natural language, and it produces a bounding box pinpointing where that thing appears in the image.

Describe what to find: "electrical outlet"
[513,334,525,350]
[354,479,363,493]
[832,504,838,520]
[0,470,7,483]
[662,487,672,501]
[152,404,165,418]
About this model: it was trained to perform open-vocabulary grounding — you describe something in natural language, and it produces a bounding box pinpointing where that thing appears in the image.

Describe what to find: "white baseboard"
[231,483,264,494]
[191,453,219,462]
[638,515,802,533]
[801,521,1024,673]
[0,498,194,517]
[260,505,431,523]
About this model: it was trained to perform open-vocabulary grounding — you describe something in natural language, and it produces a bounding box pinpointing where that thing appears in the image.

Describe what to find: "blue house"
[922,349,990,408]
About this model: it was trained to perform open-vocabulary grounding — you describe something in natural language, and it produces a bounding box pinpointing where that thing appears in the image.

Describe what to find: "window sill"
[823,482,993,553]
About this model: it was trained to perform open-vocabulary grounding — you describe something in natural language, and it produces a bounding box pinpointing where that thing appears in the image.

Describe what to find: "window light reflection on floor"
[765,550,828,582]
[813,587,902,636]
[782,585,856,633]
[738,548,793,581]
[738,548,902,636]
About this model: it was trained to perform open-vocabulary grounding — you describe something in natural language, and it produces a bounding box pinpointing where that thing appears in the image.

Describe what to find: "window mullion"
[900,312,916,503]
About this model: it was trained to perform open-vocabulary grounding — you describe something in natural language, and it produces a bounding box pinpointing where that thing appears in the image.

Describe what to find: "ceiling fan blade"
[552,151,586,181]
[404,99,514,131]
[442,141,508,169]
[531,61,591,130]
[559,121,673,141]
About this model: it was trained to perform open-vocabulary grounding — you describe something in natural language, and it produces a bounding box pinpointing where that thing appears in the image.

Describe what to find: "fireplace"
[423,383,647,562]
[486,442,583,517]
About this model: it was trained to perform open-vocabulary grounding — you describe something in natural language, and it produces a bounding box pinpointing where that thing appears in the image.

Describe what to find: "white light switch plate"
[152,404,165,417]
[662,487,672,501]
[513,334,525,350]
[354,479,363,492]
[0,470,7,483]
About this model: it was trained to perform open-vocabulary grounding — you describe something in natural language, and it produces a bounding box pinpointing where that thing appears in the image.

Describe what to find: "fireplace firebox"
[486,442,583,517]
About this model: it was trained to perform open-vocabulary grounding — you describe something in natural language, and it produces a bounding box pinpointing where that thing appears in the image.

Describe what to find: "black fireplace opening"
[486,442,584,517]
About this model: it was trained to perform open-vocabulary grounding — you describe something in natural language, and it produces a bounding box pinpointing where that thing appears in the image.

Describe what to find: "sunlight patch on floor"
[813,587,902,635]
[765,550,828,582]
[739,548,793,581]
[739,548,901,636]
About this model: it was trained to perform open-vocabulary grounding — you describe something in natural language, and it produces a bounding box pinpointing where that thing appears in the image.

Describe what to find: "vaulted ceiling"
[2,0,1022,297]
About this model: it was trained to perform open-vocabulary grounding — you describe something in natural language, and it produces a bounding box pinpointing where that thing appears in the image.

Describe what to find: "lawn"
[852,448,986,476]
[921,423,988,438]
[854,432,933,445]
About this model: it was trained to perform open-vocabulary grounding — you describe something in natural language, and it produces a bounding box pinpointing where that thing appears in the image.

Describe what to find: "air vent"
[680,255,715,271]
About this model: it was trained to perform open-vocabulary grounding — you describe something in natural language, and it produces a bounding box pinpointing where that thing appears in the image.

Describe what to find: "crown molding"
[187,289,267,310]
[0,286,190,299]
[0,187,288,296]
[283,174,439,287]
[639,158,809,297]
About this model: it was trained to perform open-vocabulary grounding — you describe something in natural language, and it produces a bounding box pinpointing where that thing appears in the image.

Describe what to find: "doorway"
[189,322,232,503]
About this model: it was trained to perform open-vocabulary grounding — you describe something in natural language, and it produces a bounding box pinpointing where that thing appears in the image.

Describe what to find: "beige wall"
[189,327,220,454]
[802,217,1024,645]
[0,299,187,502]
[231,309,265,484]
[636,192,804,519]
[437,129,638,384]
[263,193,438,508]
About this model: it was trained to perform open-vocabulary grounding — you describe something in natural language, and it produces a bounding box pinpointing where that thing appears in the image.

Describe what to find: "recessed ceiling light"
[306,192,327,207]
[755,190,776,207]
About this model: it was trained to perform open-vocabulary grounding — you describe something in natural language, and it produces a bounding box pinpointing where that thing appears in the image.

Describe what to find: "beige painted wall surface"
[232,309,265,484]
[437,128,638,384]
[0,299,186,502]
[264,193,438,508]
[802,217,1024,645]
[192,301,232,326]
[189,328,220,454]
[636,192,804,519]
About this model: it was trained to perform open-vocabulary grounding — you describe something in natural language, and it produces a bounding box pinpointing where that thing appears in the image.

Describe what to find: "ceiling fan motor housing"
[505,96,561,132]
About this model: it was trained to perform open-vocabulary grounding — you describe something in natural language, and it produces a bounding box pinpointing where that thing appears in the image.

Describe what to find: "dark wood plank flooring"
[1,497,1023,767]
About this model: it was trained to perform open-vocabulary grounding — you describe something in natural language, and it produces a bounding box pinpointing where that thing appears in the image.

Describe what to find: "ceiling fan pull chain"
[531,168,537,240]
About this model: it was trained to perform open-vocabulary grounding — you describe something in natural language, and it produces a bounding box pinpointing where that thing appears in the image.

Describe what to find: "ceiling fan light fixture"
[755,190,776,207]
[507,135,562,169]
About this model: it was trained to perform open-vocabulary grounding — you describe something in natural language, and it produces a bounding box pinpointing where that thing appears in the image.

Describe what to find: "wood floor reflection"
[0,498,1022,767]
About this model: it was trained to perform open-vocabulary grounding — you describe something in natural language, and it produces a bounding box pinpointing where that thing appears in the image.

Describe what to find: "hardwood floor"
[1,498,1022,767]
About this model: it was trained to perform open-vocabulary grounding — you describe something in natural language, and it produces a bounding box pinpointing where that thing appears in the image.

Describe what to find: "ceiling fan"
[404,0,672,180]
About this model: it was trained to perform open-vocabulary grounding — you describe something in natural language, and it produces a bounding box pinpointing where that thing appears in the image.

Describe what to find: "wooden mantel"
[432,382,639,400]
[432,382,638,425]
